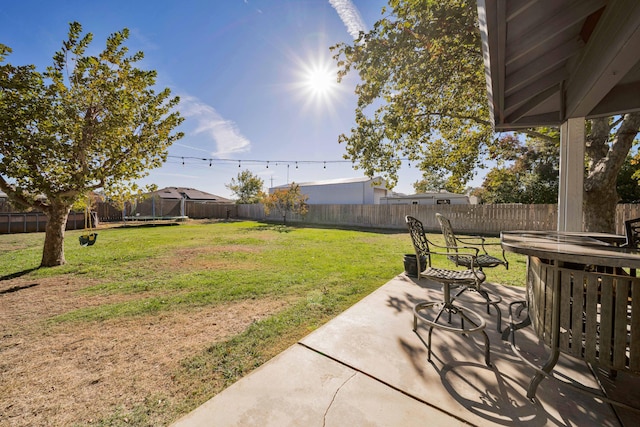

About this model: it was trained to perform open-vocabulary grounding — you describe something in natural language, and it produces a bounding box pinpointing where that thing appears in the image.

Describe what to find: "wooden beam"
[505,68,566,115]
[588,81,640,117]
[565,0,640,118]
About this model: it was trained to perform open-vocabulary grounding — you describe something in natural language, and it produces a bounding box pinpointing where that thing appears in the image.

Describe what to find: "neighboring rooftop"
[153,187,232,203]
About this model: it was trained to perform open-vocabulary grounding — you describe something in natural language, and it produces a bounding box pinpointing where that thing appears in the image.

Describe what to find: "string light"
[167,155,413,169]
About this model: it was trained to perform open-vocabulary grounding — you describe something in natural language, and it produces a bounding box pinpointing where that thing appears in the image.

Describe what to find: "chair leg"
[413,299,490,367]
[500,300,530,342]
[459,308,491,366]
[479,289,503,333]
[428,324,434,362]
[449,287,467,323]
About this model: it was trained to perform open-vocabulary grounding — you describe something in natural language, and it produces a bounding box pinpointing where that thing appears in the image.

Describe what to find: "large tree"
[474,133,560,204]
[412,170,449,193]
[226,169,265,204]
[584,115,640,230]
[0,22,183,266]
[333,0,640,232]
[333,0,492,194]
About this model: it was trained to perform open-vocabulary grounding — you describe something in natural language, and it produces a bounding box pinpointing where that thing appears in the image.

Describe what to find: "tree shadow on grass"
[252,223,293,233]
[0,282,40,294]
[0,267,40,282]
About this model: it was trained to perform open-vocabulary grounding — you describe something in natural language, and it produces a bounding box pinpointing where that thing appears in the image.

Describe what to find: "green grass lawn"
[0,220,526,425]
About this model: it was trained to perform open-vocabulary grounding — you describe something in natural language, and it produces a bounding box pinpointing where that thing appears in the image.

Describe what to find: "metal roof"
[478,0,640,130]
[270,176,386,189]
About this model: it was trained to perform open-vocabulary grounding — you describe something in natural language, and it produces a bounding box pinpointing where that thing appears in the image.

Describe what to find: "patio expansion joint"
[296,341,476,427]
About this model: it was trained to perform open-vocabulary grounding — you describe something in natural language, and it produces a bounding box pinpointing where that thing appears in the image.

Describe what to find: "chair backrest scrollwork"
[405,216,432,272]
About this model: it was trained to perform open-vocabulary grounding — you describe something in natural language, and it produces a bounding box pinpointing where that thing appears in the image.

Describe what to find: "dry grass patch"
[0,275,286,426]
[169,245,262,271]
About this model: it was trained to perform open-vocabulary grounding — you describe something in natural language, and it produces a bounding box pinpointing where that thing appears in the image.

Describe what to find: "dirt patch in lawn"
[0,276,287,426]
[165,245,262,271]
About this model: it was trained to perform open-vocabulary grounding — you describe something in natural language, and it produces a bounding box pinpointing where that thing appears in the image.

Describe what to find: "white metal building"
[269,177,389,205]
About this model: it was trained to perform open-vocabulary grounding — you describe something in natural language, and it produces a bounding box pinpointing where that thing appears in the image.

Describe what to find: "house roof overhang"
[478,0,640,131]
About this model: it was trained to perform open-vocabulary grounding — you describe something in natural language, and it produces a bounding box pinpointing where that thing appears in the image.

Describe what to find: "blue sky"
[0,0,465,199]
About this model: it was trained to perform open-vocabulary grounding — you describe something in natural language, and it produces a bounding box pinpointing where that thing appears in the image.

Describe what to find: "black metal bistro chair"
[436,213,506,331]
[405,215,491,366]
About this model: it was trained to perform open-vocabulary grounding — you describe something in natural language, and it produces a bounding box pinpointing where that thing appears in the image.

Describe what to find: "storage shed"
[381,191,477,205]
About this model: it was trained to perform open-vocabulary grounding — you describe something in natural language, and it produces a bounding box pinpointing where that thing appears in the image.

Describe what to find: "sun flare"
[291,56,342,107]
[304,65,338,97]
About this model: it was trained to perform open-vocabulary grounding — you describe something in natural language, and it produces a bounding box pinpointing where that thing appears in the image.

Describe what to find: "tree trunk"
[41,202,72,267]
[583,186,619,233]
[583,113,640,233]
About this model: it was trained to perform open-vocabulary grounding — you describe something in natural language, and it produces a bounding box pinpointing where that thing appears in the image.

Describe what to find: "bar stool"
[406,215,491,366]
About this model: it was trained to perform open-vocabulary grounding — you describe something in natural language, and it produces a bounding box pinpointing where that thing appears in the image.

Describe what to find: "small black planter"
[403,254,426,277]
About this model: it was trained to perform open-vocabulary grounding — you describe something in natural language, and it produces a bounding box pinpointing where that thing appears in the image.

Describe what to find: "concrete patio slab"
[172,274,639,426]
[171,344,467,427]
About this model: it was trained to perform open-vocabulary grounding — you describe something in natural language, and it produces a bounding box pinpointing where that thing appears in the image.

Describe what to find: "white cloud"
[179,94,251,157]
[329,0,367,39]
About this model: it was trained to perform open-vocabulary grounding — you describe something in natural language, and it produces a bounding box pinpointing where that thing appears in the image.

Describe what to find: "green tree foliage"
[334,0,640,231]
[103,182,157,221]
[262,183,308,225]
[226,169,265,204]
[617,154,640,203]
[412,170,450,193]
[0,23,183,266]
[476,134,640,206]
[474,133,559,204]
[332,0,493,193]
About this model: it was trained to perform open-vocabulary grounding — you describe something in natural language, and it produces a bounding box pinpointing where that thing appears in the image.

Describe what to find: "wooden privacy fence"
[2,203,640,236]
[237,203,640,236]
[186,203,238,219]
[0,211,86,234]
[93,201,238,222]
